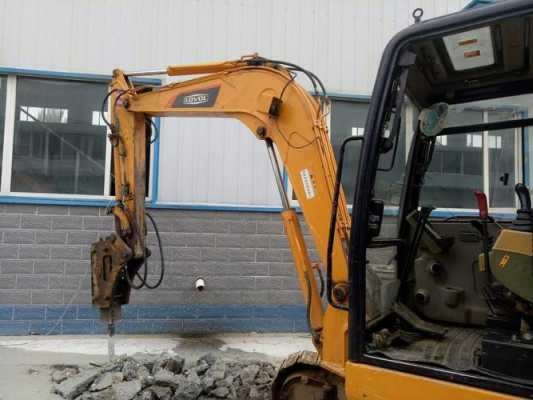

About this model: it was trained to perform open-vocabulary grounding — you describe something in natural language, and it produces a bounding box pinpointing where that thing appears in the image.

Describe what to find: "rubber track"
[271,351,322,399]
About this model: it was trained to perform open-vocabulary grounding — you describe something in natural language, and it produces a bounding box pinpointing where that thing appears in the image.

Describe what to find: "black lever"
[499,173,509,186]
[515,183,532,211]
[513,183,533,233]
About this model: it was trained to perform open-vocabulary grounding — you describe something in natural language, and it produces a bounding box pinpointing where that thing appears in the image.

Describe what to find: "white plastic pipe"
[195,277,206,292]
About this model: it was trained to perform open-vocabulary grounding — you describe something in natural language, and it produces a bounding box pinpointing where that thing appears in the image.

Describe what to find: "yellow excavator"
[91,1,533,398]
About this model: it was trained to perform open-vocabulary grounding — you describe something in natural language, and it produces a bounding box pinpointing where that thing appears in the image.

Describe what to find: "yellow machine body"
[345,363,519,400]
[490,230,533,303]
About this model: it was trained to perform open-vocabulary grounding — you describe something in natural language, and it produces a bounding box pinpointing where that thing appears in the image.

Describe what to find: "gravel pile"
[50,353,277,400]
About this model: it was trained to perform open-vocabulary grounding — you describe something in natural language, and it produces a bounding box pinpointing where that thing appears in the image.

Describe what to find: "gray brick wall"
[0,203,397,335]
[142,209,314,305]
[0,204,317,307]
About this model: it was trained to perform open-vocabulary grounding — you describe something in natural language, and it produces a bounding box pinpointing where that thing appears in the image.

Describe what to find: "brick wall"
[0,204,314,335]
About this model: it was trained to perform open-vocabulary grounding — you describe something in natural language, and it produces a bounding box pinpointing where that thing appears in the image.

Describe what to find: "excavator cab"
[346,1,533,398]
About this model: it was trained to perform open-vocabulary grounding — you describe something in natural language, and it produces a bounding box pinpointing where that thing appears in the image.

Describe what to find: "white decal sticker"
[300,169,316,200]
[183,93,210,105]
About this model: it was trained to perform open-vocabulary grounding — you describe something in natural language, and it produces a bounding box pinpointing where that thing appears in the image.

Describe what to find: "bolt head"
[332,283,349,303]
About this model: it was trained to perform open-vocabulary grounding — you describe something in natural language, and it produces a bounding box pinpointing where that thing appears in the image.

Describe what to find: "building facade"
[1,0,531,335]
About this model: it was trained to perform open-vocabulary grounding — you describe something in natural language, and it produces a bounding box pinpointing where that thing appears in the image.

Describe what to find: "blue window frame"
[0,68,160,207]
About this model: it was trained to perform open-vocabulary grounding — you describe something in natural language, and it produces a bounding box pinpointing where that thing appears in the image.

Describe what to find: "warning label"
[300,169,316,200]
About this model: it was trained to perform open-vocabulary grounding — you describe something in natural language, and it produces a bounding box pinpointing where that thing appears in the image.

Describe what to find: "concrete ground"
[0,333,314,400]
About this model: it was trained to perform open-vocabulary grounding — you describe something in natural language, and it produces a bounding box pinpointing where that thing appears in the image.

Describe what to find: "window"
[423,132,484,208]
[91,110,109,127]
[423,109,483,209]
[330,100,369,202]
[436,136,447,146]
[487,110,516,208]
[0,74,156,200]
[422,95,527,210]
[288,99,372,205]
[351,127,365,137]
[329,98,410,207]
[489,135,502,149]
[374,103,408,207]
[467,133,483,148]
[19,106,69,123]
[327,94,528,213]
[12,78,108,195]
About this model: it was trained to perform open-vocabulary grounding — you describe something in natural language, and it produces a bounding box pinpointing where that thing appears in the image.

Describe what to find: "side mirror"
[368,199,384,239]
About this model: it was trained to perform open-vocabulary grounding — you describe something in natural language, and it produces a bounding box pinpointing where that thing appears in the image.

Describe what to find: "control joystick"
[513,183,532,232]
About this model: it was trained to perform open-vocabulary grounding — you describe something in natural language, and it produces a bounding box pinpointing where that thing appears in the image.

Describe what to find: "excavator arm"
[91,55,352,368]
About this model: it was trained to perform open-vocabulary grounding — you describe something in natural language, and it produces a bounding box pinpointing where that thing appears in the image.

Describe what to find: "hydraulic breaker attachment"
[91,233,133,333]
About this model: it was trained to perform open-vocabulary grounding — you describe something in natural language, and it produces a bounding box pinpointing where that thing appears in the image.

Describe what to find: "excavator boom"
[91,55,352,372]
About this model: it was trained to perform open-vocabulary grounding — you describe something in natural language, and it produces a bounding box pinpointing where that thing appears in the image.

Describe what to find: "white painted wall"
[0,0,471,206]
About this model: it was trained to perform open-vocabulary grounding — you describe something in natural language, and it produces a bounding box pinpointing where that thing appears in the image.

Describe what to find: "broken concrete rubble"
[50,352,276,400]
[113,380,143,400]
[54,369,102,400]
[51,366,81,384]
[152,356,185,375]
[90,372,124,392]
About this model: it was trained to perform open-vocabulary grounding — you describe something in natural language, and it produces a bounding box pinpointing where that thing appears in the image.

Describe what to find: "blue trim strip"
[148,203,284,213]
[326,92,371,102]
[0,195,516,219]
[0,67,161,85]
[0,196,115,207]
[383,206,514,220]
[0,304,309,335]
[430,210,514,220]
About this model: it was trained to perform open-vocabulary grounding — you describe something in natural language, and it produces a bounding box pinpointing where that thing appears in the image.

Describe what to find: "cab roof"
[387,0,533,107]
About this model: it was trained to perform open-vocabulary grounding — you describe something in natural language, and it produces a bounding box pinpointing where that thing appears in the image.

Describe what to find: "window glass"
[328,95,528,212]
[330,99,410,207]
[421,110,483,209]
[330,100,368,203]
[12,78,108,195]
[422,94,525,210]
[445,94,530,127]
[374,103,408,207]
[488,110,516,208]
[0,76,7,177]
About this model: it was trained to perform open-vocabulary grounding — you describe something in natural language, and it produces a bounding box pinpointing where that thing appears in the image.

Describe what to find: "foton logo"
[173,86,220,108]
[183,93,209,105]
